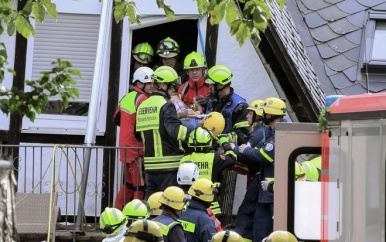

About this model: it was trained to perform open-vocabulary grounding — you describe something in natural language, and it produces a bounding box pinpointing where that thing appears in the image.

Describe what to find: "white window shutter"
[32,13,100,103]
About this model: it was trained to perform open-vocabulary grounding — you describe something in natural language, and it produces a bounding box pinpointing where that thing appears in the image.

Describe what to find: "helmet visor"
[133,53,152,64]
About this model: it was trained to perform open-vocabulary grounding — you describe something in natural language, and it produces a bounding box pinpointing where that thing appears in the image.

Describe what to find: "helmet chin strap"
[214,83,229,97]
[154,82,169,95]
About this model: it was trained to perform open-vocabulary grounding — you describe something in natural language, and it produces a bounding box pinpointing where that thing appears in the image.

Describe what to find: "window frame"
[363,12,386,71]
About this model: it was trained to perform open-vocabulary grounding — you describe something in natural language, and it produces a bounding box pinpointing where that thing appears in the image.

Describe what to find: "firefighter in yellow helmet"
[100,207,128,242]
[262,230,298,242]
[151,186,187,242]
[179,178,219,242]
[147,192,163,219]
[123,219,164,242]
[122,199,150,225]
[130,42,154,91]
[235,97,287,242]
[246,99,265,146]
[205,64,250,145]
[154,37,187,84]
[177,51,211,112]
[211,230,243,242]
[136,66,189,199]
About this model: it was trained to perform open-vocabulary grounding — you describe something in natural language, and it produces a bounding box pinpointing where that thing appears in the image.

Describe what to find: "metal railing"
[0,144,238,237]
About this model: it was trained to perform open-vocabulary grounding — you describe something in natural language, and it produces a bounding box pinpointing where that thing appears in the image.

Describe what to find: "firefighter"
[179,178,219,242]
[113,66,154,210]
[100,207,128,242]
[177,51,211,112]
[261,230,298,242]
[235,97,287,242]
[147,192,163,219]
[152,186,187,242]
[204,64,249,145]
[136,66,189,199]
[177,161,222,232]
[130,42,154,91]
[154,37,187,84]
[122,199,150,225]
[246,99,265,147]
[210,230,243,242]
[123,219,164,242]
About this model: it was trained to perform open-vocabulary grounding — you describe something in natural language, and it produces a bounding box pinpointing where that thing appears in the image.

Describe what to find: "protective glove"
[217,134,229,146]
[239,144,250,153]
[227,132,238,143]
[195,95,209,106]
[261,179,271,191]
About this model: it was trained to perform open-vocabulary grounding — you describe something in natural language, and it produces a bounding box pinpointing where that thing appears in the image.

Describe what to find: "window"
[22,0,108,135]
[363,13,386,70]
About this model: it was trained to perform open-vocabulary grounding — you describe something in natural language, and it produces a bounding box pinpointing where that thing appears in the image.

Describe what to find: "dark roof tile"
[300,0,331,11]
[330,72,354,89]
[325,54,356,71]
[342,65,358,82]
[357,0,386,8]
[327,36,357,53]
[325,0,344,4]
[297,0,314,15]
[345,29,362,45]
[318,5,349,21]
[336,83,366,95]
[310,25,340,42]
[325,64,338,77]
[317,43,339,58]
[346,11,366,28]
[304,12,327,28]
[328,18,359,35]
[343,46,361,62]
[336,0,366,14]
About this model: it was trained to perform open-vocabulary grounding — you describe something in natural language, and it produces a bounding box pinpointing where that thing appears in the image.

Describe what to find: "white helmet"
[177,161,200,185]
[132,66,154,84]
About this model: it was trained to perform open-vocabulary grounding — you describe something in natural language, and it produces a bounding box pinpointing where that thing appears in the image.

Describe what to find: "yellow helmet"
[211,230,243,242]
[205,64,234,85]
[262,230,298,242]
[188,178,219,202]
[156,37,180,58]
[132,42,154,64]
[301,161,319,182]
[152,66,180,84]
[184,51,206,69]
[99,207,127,235]
[124,219,164,242]
[203,111,225,137]
[147,192,163,216]
[188,126,213,148]
[247,99,264,116]
[262,97,286,116]
[122,199,150,221]
[295,162,306,181]
[158,186,186,210]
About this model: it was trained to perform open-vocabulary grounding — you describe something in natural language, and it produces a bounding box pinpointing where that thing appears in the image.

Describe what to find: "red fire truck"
[274,93,386,242]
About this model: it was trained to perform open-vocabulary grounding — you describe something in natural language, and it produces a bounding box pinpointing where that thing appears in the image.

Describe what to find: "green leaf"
[41,0,58,19]
[235,22,247,46]
[225,2,238,25]
[32,2,46,23]
[156,0,165,8]
[21,0,33,16]
[127,4,137,24]
[114,1,127,22]
[15,15,35,38]
[210,2,226,25]
[230,19,242,36]
[164,5,174,20]
[6,20,16,36]
[197,0,209,13]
